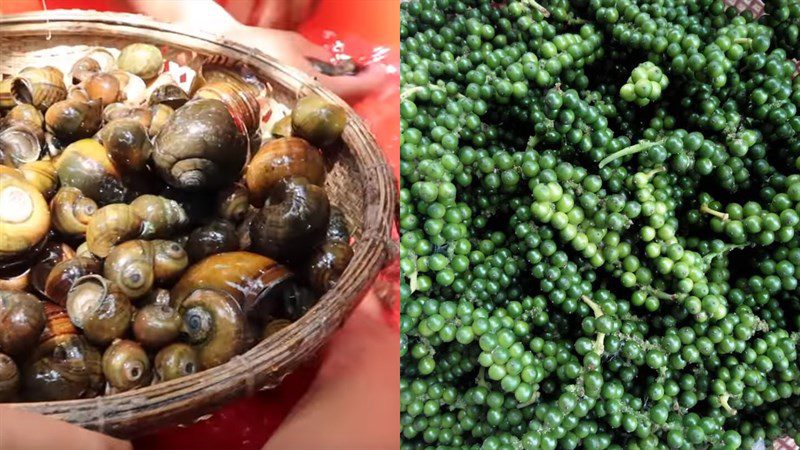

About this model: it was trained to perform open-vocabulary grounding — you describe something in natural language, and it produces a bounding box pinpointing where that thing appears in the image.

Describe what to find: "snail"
[0,266,30,291]
[304,240,354,295]
[130,195,189,239]
[0,167,51,261]
[0,353,20,401]
[291,94,346,147]
[55,138,127,205]
[154,343,199,382]
[19,160,59,199]
[102,339,152,392]
[11,66,67,111]
[153,98,248,191]
[215,183,250,222]
[194,81,260,136]
[66,275,133,346]
[270,115,292,138]
[30,242,76,296]
[262,318,292,339]
[84,72,121,107]
[325,206,350,242]
[98,118,152,173]
[109,69,148,105]
[50,187,98,236]
[68,49,116,85]
[0,125,42,168]
[148,103,174,136]
[103,103,152,129]
[66,85,91,102]
[103,239,188,298]
[84,204,142,258]
[0,290,46,357]
[133,303,182,349]
[23,303,104,401]
[244,137,326,207]
[117,43,163,80]
[179,289,246,369]
[44,256,102,306]
[249,177,331,261]
[185,220,240,262]
[149,84,189,110]
[44,98,103,144]
[4,103,45,131]
[0,78,16,110]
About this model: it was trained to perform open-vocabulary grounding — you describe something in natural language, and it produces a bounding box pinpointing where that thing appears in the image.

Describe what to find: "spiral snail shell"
[185,220,240,263]
[194,81,260,136]
[148,103,174,137]
[99,118,152,173]
[103,239,188,299]
[154,343,199,382]
[215,183,250,223]
[69,57,102,85]
[0,166,51,261]
[149,84,190,110]
[117,43,163,81]
[84,72,121,107]
[0,125,42,168]
[244,137,326,207]
[0,78,16,111]
[0,290,46,357]
[55,138,127,205]
[4,103,44,131]
[179,289,245,369]
[19,160,58,200]
[130,194,189,239]
[305,240,354,295]
[44,98,103,144]
[43,256,102,306]
[103,103,152,129]
[291,94,346,147]
[133,303,182,349]
[50,187,98,236]
[11,66,67,111]
[30,242,76,296]
[85,203,143,258]
[0,353,20,401]
[270,115,292,138]
[66,275,133,346]
[102,339,152,392]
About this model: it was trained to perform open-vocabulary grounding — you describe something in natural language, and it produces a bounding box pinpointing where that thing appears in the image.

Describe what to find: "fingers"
[0,407,132,450]
[315,63,390,103]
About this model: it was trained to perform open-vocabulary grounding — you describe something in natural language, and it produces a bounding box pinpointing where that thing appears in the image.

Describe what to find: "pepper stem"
[719,393,737,415]
[599,140,665,168]
[700,204,729,221]
[581,295,605,355]
[522,0,551,17]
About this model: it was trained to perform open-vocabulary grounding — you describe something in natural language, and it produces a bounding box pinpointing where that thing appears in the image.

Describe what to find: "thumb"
[315,63,389,104]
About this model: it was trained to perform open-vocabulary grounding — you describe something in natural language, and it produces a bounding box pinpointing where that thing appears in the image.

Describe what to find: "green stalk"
[599,140,665,168]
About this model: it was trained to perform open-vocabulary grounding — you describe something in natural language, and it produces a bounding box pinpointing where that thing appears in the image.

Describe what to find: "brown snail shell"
[50,186,98,236]
[44,98,103,144]
[194,81,260,136]
[75,241,91,258]
[244,137,326,207]
[271,115,292,138]
[133,303,182,349]
[215,183,250,222]
[179,289,245,369]
[55,138,127,205]
[103,239,187,298]
[291,94,346,147]
[130,194,189,239]
[326,206,350,242]
[103,103,152,129]
[69,56,101,85]
[99,118,152,173]
[11,66,67,111]
[305,240,354,295]
[262,318,292,339]
[30,242,76,296]
[0,290,46,356]
[102,339,151,392]
[66,85,91,103]
[117,43,164,81]
[19,160,58,199]
[185,220,240,263]
[152,239,190,283]
[23,303,103,401]
[148,103,173,137]
[43,256,102,306]
[0,167,51,260]
[154,342,199,382]
[5,103,44,130]
[0,266,30,291]
[0,125,42,168]
[109,69,148,105]
[85,203,143,258]
[84,72,122,107]
[249,177,330,261]
[0,353,20,401]
[149,84,190,110]
[153,98,248,191]
[0,78,16,110]
[67,275,132,346]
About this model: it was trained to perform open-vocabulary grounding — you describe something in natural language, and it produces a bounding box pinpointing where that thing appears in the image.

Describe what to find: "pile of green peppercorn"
[399,0,800,449]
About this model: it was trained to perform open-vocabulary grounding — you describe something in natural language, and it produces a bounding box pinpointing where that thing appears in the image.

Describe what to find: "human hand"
[0,406,132,450]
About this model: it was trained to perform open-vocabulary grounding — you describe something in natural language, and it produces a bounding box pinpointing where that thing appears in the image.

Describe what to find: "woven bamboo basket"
[0,10,397,438]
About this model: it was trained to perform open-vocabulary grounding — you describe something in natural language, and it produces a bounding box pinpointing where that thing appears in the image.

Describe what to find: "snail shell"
[69,57,102,85]
[43,256,102,306]
[152,239,190,283]
[249,177,330,261]
[66,85,91,103]
[84,72,122,107]
[85,203,142,258]
[103,103,152,129]
[0,266,30,291]
[194,81,260,136]
[109,70,148,105]
[305,240,354,295]
[185,220,240,263]
[50,187,98,236]
[117,43,164,80]
[244,137,326,207]
[215,183,250,222]
[0,290,46,356]
[291,94,346,147]
[154,343,199,382]
[66,275,133,346]
[103,239,187,298]
[102,339,152,392]
[19,160,59,199]
[55,138,127,205]
[326,206,350,242]
[262,318,292,339]
[44,99,103,144]
[0,167,51,260]
[149,84,189,110]
[5,103,45,131]
[0,353,20,401]
[11,66,67,111]
[0,78,16,110]
[0,125,42,168]
[153,98,248,191]
[270,115,292,138]
[133,303,182,349]
[30,242,76,296]
[148,103,174,137]
[179,289,245,369]
[99,119,152,173]
[130,194,189,239]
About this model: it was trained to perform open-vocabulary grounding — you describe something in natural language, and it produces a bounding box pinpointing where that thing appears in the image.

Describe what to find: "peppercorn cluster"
[400,0,800,449]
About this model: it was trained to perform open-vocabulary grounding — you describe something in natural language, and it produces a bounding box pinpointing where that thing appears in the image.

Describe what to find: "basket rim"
[0,10,397,436]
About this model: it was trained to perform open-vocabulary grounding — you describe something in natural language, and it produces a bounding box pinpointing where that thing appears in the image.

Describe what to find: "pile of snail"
[0,43,353,402]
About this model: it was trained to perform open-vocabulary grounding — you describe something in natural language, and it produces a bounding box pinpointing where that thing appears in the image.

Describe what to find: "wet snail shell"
[11,66,67,111]
[326,206,350,242]
[44,256,102,306]
[85,203,143,258]
[148,103,174,137]
[185,220,240,263]
[291,94,346,148]
[130,195,189,239]
[69,56,101,85]
[109,69,148,105]
[117,43,164,81]
[152,239,190,282]
[0,125,42,168]
[55,138,127,205]
[99,119,152,173]
[244,137,326,207]
[5,103,45,130]
[50,187,98,236]
[149,84,190,110]
[84,72,121,107]
[45,98,103,144]
[194,81,260,136]
[249,177,331,261]
[133,303,182,349]
[0,167,51,260]
[103,103,152,129]
[0,353,20,401]
[0,266,30,291]
[30,242,76,296]
[19,160,59,199]
[0,78,16,110]
[66,275,133,346]
[215,183,250,223]
[0,290,46,357]
[75,242,92,258]
[153,98,248,191]
[179,289,245,369]
[66,85,91,103]
[262,318,292,339]
[305,240,354,295]
[270,115,292,138]
[103,239,187,298]
[102,339,152,392]
[154,343,199,382]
